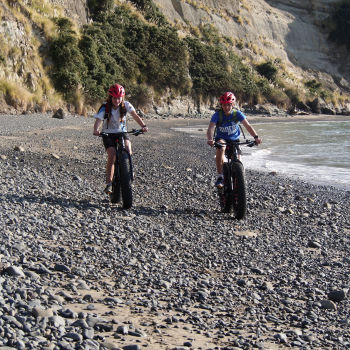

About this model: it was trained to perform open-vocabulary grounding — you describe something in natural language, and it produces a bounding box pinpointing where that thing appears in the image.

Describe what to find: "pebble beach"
[0,112,349,350]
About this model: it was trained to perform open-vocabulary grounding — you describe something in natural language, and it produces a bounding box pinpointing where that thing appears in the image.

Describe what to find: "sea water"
[247,120,350,190]
[173,119,350,190]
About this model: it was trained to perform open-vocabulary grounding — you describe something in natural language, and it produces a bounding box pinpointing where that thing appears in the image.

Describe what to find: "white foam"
[244,153,350,190]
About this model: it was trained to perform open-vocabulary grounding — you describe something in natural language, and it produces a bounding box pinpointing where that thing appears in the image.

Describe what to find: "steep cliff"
[0,0,349,114]
[154,0,349,91]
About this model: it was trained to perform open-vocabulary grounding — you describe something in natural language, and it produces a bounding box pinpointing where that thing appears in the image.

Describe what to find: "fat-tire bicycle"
[100,129,143,209]
[215,139,256,220]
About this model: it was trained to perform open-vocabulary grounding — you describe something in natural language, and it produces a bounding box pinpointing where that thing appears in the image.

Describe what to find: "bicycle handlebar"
[214,139,257,149]
[99,129,144,137]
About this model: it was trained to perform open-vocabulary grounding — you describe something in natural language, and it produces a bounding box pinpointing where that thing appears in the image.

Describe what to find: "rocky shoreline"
[0,112,349,350]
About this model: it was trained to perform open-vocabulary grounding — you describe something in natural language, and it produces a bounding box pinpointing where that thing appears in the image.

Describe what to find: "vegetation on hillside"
[47,2,191,107]
[2,0,349,113]
[48,18,87,98]
[256,61,278,82]
[46,0,286,110]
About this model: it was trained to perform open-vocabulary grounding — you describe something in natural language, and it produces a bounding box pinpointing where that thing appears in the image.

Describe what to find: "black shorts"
[102,134,129,149]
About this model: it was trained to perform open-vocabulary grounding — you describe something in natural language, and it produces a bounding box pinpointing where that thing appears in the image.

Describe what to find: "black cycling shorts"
[102,134,129,150]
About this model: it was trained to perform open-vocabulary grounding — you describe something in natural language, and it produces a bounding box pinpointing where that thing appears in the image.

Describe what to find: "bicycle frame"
[223,141,241,163]
[101,129,143,179]
[100,129,143,208]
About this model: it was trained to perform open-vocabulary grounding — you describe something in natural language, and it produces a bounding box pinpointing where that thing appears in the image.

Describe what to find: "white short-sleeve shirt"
[94,101,135,133]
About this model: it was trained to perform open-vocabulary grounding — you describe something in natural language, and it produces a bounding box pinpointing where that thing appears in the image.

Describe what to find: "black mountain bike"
[215,139,256,219]
[100,129,143,209]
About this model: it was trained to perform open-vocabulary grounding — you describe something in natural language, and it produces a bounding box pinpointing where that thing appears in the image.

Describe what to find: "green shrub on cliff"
[78,5,189,102]
[256,61,277,82]
[128,83,153,109]
[48,18,87,100]
[185,37,233,98]
[185,37,273,104]
[87,0,114,18]
[305,79,322,95]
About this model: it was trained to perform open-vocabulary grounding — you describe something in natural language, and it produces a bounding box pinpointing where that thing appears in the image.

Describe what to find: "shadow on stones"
[6,193,102,211]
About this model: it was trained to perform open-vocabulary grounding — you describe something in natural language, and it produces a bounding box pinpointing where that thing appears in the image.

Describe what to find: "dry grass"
[0,79,34,109]
[0,34,9,63]
[0,76,62,112]
[268,89,290,108]
[335,92,350,105]
[0,0,68,112]
[240,0,250,11]
[189,25,200,37]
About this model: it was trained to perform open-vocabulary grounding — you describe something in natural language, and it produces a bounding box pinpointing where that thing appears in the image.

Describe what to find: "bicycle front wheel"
[118,150,133,209]
[231,161,246,220]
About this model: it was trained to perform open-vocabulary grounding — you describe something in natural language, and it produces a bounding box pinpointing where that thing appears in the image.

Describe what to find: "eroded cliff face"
[266,0,350,89]
[155,0,350,92]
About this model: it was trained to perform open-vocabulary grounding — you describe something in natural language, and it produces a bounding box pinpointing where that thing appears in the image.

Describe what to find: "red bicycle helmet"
[108,84,125,98]
[219,92,236,104]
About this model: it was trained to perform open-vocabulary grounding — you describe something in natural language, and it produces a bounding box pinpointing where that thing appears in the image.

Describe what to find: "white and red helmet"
[108,84,125,98]
[219,91,236,104]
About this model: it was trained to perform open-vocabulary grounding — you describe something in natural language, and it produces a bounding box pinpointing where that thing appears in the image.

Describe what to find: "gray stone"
[5,266,25,277]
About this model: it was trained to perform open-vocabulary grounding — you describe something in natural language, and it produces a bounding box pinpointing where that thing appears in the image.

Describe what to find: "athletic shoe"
[215,177,224,189]
[104,183,112,194]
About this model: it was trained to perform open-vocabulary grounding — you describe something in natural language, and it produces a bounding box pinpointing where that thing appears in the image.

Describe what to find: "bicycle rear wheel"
[231,161,246,220]
[119,150,133,209]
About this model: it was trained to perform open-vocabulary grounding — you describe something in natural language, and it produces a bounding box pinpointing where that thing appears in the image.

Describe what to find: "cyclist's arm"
[130,110,148,132]
[207,122,216,146]
[93,118,102,136]
[241,119,262,144]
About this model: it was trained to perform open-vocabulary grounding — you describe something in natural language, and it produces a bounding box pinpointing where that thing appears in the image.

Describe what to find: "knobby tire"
[119,150,133,209]
[231,161,246,220]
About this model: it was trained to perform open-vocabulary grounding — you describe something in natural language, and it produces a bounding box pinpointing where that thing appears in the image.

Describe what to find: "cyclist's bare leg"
[106,146,116,183]
[125,139,132,155]
[216,139,226,174]
[237,146,242,161]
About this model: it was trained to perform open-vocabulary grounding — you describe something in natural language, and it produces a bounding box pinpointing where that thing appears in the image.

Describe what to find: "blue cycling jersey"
[211,110,246,140]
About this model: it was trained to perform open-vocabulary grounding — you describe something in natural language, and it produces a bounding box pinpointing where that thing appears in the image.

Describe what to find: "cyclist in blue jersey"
[207,92,262,188]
